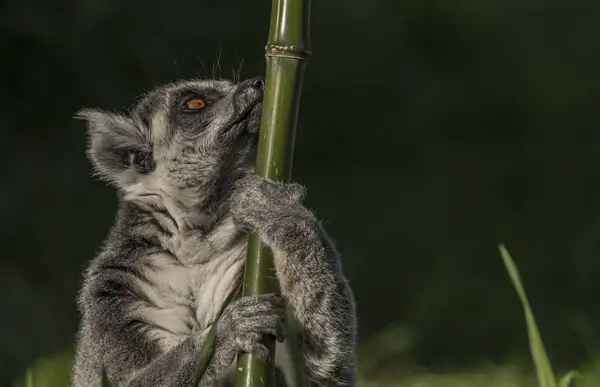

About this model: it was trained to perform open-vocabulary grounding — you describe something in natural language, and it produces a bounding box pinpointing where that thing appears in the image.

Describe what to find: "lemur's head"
[78,77,264,205]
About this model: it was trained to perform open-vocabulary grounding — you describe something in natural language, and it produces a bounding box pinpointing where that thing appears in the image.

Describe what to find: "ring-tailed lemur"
[71,76,357,387]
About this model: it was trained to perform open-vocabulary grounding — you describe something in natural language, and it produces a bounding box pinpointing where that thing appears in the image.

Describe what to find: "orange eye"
[185,98,206,110]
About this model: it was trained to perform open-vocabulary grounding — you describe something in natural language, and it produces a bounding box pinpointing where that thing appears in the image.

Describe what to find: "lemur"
[71,76,357,387]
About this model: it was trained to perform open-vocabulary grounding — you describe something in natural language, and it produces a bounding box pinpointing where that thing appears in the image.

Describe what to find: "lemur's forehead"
[163,79,235,98]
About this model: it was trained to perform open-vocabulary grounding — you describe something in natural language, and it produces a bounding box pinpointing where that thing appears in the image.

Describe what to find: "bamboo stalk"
[234,0,311,386]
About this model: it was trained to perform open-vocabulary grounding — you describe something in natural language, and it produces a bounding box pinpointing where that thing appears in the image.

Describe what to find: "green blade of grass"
[498,244,557,387]
[558,371,580,387]
[25,369,33,387]
[101,365,113,387]
[195,281,243,383]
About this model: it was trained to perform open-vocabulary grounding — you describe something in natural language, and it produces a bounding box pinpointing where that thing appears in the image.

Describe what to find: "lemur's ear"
[76,108,152,186]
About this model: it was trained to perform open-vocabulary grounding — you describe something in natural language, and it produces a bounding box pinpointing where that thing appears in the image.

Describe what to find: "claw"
[251,343,270,360]
[235,332,270,360]
[275,324,286,343]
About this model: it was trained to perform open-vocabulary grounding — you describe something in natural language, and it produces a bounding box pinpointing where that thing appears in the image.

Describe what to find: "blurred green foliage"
[2,0,600,385]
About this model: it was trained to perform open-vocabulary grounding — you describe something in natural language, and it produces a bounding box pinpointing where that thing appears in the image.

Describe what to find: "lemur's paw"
[217,293,286,360]
[233,174,306,209]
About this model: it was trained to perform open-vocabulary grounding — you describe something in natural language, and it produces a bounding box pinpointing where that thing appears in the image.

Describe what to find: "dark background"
[2,0,600,384]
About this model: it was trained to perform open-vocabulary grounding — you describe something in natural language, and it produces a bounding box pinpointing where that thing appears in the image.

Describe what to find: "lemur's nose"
[243,77,265,90]
[251,78,264,89]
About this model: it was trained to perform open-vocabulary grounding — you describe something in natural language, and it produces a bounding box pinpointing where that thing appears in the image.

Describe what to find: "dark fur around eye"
[180,94,208,113]
[119,149,132,167]
[132,150,155,173]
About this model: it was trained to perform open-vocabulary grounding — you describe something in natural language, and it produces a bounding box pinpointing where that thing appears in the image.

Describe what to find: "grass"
[12,349,72,387]
[498,244,581,387]
[12,245,600,386]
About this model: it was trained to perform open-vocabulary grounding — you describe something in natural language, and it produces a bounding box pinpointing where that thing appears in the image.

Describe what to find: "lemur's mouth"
[245,102,263,133]
[225,100,263,135]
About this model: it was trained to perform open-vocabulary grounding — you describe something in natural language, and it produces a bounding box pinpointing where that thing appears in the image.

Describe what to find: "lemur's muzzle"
[227,77,264,135]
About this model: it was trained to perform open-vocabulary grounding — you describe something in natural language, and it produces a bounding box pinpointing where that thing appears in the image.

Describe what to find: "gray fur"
[71,76,357,387]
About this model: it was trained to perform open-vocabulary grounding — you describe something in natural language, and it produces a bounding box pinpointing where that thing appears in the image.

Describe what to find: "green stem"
[25,368,33,387]
[234,0,311,386]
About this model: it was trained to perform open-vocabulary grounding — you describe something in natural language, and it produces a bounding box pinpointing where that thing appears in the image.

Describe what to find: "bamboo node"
[265,44,311,60]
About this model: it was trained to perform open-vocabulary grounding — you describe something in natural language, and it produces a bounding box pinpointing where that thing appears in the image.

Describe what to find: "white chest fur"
[131,243,246,351]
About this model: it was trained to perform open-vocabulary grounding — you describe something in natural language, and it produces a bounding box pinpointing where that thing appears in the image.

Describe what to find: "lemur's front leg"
[231,174,357,386]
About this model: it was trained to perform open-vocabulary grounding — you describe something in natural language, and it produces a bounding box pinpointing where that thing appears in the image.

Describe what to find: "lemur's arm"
[232,175,357,386]
[75,265,285,387]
